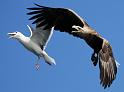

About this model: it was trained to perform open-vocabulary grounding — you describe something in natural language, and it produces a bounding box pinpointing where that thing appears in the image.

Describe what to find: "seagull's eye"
[16,31,18,33]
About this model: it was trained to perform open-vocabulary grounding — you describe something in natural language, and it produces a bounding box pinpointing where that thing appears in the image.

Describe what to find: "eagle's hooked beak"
[72,25,82,33]
[72,25,79,31]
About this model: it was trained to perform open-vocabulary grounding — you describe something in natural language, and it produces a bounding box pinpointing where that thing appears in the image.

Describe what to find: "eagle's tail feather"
[115,60,120,68]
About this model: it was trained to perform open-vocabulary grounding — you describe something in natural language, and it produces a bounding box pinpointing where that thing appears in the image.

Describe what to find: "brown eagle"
[27,4,119,88]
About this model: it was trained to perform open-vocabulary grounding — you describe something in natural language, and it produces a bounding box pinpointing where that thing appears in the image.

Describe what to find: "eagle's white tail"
[42,51,56,65]
[115,60,120,68]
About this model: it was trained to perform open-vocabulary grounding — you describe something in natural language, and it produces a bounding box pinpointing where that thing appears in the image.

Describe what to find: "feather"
[99,40,117,88]
[27,4,84,38]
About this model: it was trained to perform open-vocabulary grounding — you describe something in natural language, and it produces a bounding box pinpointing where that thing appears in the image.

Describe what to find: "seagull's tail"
[42,51,56,65]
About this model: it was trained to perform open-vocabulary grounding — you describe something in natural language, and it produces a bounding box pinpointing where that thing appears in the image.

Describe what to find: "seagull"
[8,24,56,70]
[27,4,119,88]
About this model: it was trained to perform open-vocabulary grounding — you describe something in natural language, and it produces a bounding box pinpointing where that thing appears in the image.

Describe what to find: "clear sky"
[0,0,124,92]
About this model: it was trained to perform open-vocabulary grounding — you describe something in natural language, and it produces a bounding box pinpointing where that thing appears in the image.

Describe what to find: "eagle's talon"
[91,53,98,66]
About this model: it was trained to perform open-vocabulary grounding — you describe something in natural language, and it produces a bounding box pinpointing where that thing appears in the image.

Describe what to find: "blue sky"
[0,0,124,92]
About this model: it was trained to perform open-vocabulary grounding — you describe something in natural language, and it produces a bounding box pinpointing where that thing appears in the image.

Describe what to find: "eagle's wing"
[99,39,118,88]
[27,4,89,38]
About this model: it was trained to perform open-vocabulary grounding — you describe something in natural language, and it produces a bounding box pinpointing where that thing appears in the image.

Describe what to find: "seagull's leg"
[35,56,40,70]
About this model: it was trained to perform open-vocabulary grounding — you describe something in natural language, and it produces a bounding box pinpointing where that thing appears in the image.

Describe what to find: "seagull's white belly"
[28,41,42,55]
[20,38,43,56]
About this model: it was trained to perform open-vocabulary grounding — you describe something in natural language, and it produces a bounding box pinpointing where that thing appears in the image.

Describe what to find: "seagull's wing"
[27,4,89,38]
[99,40,118,88]
[30,25,54,50]
[27,25,34,37]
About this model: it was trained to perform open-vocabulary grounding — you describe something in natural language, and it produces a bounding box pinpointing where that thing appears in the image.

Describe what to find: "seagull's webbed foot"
[35,63,40,70]
[35,56,40,70]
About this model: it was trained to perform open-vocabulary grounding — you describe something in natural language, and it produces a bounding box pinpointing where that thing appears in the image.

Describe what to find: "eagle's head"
[72,25,83,31]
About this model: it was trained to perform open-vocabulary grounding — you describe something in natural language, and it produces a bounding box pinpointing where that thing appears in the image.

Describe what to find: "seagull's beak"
[7,32,16,39]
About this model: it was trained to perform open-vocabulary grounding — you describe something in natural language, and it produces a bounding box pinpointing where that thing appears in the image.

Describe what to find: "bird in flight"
[8,24,56,70]
[27,4,119,88]
[72,25,120,88]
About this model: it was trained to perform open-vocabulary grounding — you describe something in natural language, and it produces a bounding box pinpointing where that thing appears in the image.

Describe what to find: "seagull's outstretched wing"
[27,25,34,37]
[27,4,89,38]
[28,25,54,50]
[99,40,118,88]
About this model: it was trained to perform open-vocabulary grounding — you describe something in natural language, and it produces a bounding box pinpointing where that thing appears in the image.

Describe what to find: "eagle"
[27,4,119,88]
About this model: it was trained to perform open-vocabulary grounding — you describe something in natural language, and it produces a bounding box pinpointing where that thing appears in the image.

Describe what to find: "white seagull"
[27,4,119,88]
[8,24,56,70]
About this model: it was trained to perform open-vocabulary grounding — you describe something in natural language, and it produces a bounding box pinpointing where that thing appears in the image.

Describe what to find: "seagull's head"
[8,31,23,39]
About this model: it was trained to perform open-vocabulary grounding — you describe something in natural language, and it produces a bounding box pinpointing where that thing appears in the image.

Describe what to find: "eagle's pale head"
[72,25,83,31]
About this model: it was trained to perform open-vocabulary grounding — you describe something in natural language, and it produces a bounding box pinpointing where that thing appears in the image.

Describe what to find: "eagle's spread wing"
[27,4,87,38]
[99,40,117,88]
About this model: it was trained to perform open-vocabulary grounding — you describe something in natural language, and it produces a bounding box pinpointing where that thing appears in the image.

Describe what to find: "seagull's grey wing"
[99,40,117,89]
[27,25,34,37]
[30,25,54,50]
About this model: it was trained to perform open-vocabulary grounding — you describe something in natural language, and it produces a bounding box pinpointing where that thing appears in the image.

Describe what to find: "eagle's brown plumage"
[72,25,118,88]
[27,4,119,88]
[99,39,117,88]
